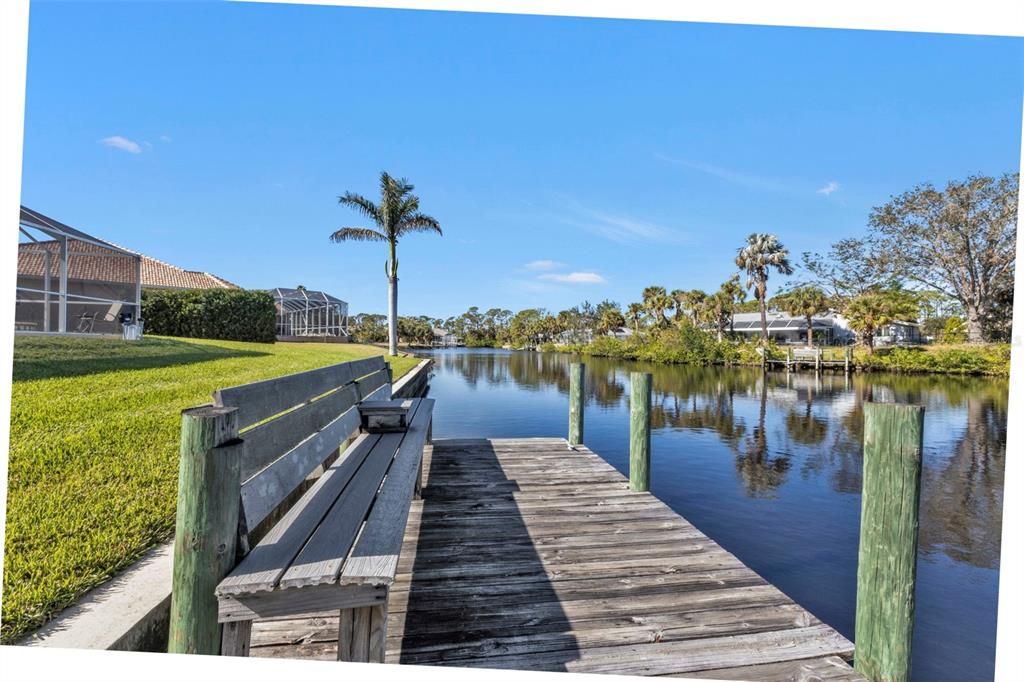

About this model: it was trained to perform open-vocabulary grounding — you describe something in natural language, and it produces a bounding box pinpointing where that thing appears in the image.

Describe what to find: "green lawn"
[2,335,420,643]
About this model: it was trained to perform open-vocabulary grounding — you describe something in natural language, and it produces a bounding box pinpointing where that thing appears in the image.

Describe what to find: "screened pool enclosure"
[272,287,349,339]
[16,206,142,335]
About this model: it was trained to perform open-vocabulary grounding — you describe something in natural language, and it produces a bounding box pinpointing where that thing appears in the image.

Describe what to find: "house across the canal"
[729,310,922,346]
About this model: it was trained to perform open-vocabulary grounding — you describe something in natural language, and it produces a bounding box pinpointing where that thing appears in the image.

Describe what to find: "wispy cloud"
[159,134,172,143]
[656,153,792,193]
[100,135,143,154]
[554,198,684,245]
[817,181,840,196]
[525,259,564,271]
[538,271,606,284]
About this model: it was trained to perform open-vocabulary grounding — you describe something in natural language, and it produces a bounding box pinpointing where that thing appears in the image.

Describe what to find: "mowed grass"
[2,335,419,643]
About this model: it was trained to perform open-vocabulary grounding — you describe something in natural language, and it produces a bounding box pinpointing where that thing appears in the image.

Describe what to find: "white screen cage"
[272,287,349,339]
[16,206,142,336]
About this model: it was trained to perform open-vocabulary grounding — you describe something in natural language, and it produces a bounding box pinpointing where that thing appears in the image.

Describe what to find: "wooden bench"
[168,355,433,662]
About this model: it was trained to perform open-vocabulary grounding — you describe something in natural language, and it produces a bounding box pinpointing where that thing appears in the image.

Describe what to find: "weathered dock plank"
[249,437,860,678]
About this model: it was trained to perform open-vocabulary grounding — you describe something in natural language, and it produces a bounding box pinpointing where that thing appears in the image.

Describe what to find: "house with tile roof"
[17,206,239,335]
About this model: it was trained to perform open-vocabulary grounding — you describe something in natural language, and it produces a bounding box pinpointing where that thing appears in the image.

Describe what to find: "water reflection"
[427,349,1007,569]
[422,349,1007,682]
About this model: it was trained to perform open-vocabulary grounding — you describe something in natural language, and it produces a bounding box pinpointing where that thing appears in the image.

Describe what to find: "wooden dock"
[249,437,862,679]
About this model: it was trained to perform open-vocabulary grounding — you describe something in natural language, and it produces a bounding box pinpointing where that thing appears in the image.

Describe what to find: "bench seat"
[215,396,434,660]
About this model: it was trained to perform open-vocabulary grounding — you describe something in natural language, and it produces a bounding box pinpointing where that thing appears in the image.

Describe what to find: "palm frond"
[398,212,443,236]
[329,227,388,243]
[338,192,382,226]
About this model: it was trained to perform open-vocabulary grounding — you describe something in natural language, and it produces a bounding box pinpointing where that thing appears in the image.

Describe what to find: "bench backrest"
[213,356,391,545]
[791,348,821,359]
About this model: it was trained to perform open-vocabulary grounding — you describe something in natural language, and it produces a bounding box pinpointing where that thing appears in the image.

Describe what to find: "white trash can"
[122,320,145,341]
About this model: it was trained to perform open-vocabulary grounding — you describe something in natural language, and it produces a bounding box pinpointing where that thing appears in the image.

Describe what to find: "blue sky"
[19,1,1024,319]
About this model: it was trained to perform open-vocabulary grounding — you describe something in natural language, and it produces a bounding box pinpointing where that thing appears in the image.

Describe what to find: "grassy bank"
[553,327,1010,376]
[3,335,419,643]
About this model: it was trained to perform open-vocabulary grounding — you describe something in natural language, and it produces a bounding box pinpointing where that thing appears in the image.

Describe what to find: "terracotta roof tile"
[18,240,239,290]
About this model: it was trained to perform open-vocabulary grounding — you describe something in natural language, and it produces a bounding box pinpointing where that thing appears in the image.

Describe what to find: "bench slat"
[277,433,404,590]
[218,583,385,623]
[239,384,359,482]
[240,402,364,531]
[215,356,386,429]
[354,368,390,401]
[341,398,434,585]
[278,401,426,590]
[218,433,382,596]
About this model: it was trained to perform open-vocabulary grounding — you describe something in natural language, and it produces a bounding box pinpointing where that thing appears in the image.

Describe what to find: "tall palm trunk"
[757,280,768,343]
[387,239,399,356]
[387,276,398,356]
[806,314,814,347]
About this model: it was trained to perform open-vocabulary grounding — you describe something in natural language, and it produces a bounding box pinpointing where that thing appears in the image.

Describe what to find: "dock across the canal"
[248,436,862,679]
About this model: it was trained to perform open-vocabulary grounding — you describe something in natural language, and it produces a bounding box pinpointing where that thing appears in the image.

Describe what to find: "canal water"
[416,348,1006,682]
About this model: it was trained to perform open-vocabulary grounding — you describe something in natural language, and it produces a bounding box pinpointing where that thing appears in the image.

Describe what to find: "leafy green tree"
[330,171,442,356]
[943,316,968,344]
[800,238,889,307]
[350,312,388,343]
[735,233,794,343]
[774,285,830,347]
[866,173,1018,342]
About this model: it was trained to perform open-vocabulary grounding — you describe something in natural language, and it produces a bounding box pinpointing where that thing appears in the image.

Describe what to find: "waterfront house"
[17,206,243,336]
[729,311,856,345]
[432,327,461,347]
[874,320,923,345]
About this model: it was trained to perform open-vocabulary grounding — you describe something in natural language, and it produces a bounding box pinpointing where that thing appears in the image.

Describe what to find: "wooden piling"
[854,402,925,682]
[629,372,652,492]
[568,362,584,446]
[168,405,243,655]
[815,348,822,372]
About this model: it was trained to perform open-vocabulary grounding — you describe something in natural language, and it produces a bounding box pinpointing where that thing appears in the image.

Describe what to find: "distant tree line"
[347,172,1016,354]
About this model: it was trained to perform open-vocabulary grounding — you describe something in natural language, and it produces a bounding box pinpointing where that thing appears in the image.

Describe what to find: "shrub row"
[855,344,1010,376]
[141,288,277,343]
[559,328,1009,377]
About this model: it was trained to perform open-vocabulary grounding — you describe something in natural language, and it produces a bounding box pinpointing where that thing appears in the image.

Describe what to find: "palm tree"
[642,286,672,328]
[843,289,918,354]
[597,308,626,335]
[330,171,442,356]
[775,285,830,347]
[719,273,746,335]
[735,233,794,343]
[670,289,688,322]
[702,291,730,342]
[626,303,645,334]
[685,289,708,325]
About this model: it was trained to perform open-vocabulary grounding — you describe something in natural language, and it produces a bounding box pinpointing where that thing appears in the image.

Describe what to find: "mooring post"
[786,346,793,370]
[168,405,243,655]
[815,347,822,372]
[854,402,925,682]
[568,362,585,446]
[629,372,652,492]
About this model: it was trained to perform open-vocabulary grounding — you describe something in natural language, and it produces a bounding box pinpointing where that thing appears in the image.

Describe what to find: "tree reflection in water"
[428,349,1007,569]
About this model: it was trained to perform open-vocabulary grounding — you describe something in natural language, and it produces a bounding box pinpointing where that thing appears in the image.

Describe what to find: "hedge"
[141,288,277,343]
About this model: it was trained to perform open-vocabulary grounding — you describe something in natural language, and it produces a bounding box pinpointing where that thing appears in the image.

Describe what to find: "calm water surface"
[417,348,1006,682]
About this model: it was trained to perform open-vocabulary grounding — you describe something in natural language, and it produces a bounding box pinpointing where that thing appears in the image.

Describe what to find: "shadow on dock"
[392,438,580,669]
